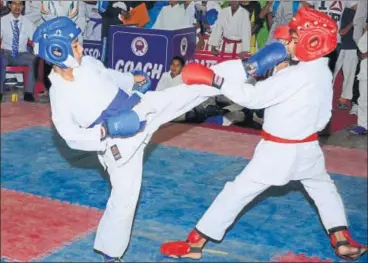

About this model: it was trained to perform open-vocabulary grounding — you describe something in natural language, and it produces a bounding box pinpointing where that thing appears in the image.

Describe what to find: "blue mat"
[1,126,367,262]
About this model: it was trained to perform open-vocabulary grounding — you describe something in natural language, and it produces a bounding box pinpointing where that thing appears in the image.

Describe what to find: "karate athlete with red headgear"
[160,7,367,262]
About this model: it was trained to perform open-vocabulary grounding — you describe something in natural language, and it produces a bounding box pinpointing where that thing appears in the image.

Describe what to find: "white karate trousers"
[334,49,359,100]
[94,84,221,257]
[196,140,348,241]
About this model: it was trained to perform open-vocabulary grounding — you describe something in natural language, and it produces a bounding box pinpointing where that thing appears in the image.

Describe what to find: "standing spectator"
[351,22,367,135]
[262,0,308,44]
[98,1,130,66]
[194,1,222,50]
[304,1,358,72]
[183,0,196,27]
[335,7,359,110]
[25,1,87,40]
[1,0,36,102]
[256,0,270,49]
[208,1,251,58]
[240,1,263,54]
[353,0,367,44]
[152,0,191,30]
[84,1,102,41]
[350,1,368,115]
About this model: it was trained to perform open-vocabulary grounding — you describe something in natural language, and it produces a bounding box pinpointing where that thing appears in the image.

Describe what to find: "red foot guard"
[160,230,204,259]
[330,229,367,261]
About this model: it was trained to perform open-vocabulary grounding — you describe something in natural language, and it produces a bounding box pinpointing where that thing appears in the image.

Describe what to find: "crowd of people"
[0,0,367,134]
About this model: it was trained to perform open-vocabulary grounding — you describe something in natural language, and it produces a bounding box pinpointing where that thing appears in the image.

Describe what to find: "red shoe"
[330,229,367,261]
[160,230,205,259]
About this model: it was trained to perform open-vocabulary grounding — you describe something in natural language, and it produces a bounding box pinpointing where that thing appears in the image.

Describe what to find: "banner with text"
[108,26,196,90]
[83,40,102,60]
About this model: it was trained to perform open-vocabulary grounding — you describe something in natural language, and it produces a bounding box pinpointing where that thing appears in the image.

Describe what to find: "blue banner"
[108,26,196,90]
[83,40,102,60]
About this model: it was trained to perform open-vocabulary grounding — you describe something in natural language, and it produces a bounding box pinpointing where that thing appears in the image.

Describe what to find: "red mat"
[1,189,102,262]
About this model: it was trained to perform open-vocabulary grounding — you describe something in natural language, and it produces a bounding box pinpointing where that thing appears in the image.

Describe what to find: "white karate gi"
[155,72,183,92]
[25,1,87,43]
[333,49,359,100]
[357,31,367,129]
[208,6,251,54]
[184,1,197,27]
[84,3,102,41]
[152,4,192,30]
[353,1,367,44]
[48,56,220,258]
[195,59,348,241]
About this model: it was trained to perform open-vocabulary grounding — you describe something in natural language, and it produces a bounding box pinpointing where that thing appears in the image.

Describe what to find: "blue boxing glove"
[242,42,289,76]
[131,70,152,94]
[102,110,143,138]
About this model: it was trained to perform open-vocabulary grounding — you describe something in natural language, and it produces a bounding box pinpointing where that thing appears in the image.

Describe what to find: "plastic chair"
[6,65,45,99]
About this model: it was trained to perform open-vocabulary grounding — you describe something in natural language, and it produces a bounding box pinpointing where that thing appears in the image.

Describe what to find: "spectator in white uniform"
[84,1,102,41]
[353,0,367,44]
[152,0,191,30]
[183,0,196,27]
[208,1,251,58]
[351,22,367,135]
[25,0,87,44]
[305,1,358,72]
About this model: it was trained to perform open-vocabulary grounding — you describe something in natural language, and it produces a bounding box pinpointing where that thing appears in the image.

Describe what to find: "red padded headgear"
[289,7,338,61]
[274,25,292,42]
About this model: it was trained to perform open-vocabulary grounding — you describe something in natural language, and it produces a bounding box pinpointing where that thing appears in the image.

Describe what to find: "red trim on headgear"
[289,7,338,61]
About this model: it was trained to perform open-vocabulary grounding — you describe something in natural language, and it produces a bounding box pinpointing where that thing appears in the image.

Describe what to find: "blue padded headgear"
[32,17,82,69]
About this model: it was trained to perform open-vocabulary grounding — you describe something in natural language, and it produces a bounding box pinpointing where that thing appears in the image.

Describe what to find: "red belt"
[261,130,318,144]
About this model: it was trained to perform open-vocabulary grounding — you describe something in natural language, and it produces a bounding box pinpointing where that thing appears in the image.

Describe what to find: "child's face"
[170,59,183,76]
[71,40,84,64]
[287,32,299,59]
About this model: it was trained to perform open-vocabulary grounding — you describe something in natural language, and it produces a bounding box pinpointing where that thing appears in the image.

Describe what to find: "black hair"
[8,1,25,5]
[172,56,185,67]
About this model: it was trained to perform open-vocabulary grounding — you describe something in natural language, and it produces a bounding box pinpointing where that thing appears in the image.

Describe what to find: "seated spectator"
[1,0,36,102]
[208,1,251,58]
[156,56,185,91]
[152,0,192,30]
[334,7,359,110]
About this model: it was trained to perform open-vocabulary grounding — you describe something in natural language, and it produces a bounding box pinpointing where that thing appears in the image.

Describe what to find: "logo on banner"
[131,37,148,56]
[180,37,188,56]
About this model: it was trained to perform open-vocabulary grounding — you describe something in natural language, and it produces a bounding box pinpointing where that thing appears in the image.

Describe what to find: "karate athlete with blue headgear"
[160,8,367,261]
[32,16,288,262]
